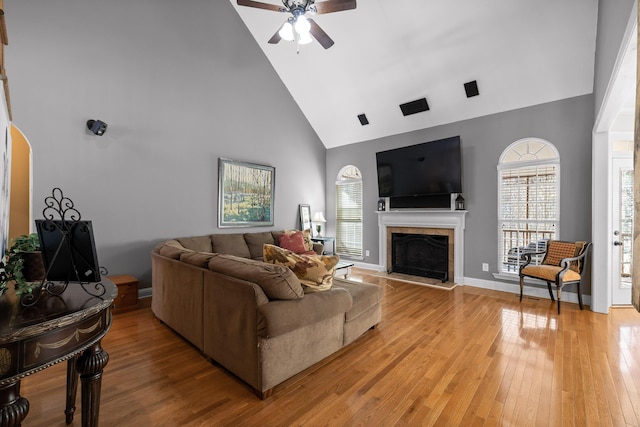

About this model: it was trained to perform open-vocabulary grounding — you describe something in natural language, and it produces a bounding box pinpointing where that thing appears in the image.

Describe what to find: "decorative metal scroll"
[21,188,107,307]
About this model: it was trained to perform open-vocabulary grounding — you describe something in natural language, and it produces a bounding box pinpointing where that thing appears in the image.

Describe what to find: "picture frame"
[218,158,275,227]
[299,204,311,231]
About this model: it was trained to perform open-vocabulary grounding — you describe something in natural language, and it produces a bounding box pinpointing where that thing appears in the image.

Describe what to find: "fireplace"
[377,210,466,283]
[391,233,449,282]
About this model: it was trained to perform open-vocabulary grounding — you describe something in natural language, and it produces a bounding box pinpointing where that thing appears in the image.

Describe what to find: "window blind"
[336,180,363,257]
[498,164,558,272]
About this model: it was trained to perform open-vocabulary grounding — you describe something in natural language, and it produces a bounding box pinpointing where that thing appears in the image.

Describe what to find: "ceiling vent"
[400,98,429,116]
[357,113,369,125]
[464,80,479,98]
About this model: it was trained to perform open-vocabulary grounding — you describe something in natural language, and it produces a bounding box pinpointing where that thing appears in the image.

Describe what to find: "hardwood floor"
[20,268,640,426]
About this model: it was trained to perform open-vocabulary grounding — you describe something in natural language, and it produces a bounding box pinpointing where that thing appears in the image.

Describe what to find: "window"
[498,139,559,273]
[336,165,363,258]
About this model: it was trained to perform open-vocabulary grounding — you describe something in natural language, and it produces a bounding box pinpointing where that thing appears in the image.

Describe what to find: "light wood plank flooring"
[20,268,640,426]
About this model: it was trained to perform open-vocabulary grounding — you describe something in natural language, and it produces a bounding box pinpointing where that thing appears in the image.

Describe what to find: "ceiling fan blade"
[313,0,356,14]
[268,24,284,44]
[237,0,286,12]
[308,19,335,49]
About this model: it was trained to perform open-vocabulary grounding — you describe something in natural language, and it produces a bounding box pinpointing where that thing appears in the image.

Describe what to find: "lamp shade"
[298,31,312,45]
[279,21,294,41]
[312,212,326,223]
[294,15,311,35]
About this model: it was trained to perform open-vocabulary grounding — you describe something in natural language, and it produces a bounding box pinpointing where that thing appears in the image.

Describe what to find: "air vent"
[358,113,369,126]
[400,98,429,116]
[464,80,479,98]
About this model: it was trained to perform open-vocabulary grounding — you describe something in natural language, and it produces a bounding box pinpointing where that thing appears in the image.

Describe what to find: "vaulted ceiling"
[230,0,599,148]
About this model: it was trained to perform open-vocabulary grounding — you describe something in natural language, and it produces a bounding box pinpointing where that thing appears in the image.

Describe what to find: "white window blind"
[498,139,559,273]
[336,179,363,257]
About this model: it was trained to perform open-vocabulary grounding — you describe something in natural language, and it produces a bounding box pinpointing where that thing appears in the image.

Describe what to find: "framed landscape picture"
[218,158,275,227]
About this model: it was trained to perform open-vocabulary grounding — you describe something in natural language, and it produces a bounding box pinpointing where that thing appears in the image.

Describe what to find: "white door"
[612,157,633,305]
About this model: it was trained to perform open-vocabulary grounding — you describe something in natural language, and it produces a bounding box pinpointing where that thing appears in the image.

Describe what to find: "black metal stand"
[21,188,107,307]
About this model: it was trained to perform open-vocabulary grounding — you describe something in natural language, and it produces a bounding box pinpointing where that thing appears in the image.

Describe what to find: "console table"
[0,280,117,426]
[311,236,336,255]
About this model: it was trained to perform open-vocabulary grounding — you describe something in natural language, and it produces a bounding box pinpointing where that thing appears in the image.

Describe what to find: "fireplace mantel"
[377,210,467,284]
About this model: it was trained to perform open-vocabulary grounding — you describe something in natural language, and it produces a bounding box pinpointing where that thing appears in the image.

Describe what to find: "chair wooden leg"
[519,276,524,302]
[546,282,555,301]
[556,282,561,314]
[577,281,584,310]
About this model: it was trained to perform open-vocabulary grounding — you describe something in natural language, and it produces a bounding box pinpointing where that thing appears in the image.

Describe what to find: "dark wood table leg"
[76,342,109,427]
[0,381,29,427]
[65,355,79,424]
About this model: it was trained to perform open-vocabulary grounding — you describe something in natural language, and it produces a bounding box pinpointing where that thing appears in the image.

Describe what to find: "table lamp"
[312,212,327,237]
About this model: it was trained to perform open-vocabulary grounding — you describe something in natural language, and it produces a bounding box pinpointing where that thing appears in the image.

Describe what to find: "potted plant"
[4,233,45,295]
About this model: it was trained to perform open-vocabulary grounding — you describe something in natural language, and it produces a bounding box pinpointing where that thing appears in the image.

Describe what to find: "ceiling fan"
[237,0,356,49]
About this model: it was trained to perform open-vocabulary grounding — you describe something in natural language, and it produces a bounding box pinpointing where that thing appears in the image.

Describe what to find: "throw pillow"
[302,229,314,252]
[278,230,310,254]
[263,244,339,292]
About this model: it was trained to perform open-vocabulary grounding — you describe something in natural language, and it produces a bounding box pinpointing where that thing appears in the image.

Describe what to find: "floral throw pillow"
[302,229,314,252]
[279,230,314,254]
[263,244,339,292]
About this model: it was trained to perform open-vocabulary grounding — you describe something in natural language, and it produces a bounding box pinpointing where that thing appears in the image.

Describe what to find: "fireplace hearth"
[391,233,449,282]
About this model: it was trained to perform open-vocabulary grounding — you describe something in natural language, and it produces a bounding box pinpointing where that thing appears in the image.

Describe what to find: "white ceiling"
[230,0,599,148]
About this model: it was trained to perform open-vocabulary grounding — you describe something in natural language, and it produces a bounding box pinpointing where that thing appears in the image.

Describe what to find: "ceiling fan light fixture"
[298,31,313,45]
[294,15,311,35]
[279,21,295,41]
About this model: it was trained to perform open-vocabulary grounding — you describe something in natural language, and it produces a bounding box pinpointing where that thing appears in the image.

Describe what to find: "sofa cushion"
[278,230,310,254]
[263,244,339,292]
[180,251,219,268]
[333,278,384,322]
[244,232,276,259]
[271,231,282,246]
[157,240,192,259]
[211,234,251,258]
[257,287,352,338]
[177,235,213,253]
[208,254,304,300]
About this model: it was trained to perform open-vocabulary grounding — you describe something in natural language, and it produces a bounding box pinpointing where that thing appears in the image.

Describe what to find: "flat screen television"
[35,219,101,283]
[376,136,462,198]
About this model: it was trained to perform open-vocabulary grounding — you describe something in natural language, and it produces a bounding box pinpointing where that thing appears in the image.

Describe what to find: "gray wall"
[326,95,594,292]
[6,0,326,287]
[593,0,635,116]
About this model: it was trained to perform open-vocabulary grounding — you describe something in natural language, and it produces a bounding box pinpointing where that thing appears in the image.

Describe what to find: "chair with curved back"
[519,240,592,313]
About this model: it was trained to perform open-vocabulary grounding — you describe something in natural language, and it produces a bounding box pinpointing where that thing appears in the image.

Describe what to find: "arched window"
[336,165,363,258]
[498,138,560,273]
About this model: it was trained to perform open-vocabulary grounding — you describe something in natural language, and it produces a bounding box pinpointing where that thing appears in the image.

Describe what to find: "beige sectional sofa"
[151,231,383,398]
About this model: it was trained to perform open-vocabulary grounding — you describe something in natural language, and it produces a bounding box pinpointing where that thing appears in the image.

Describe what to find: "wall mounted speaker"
[464,81,479,98]
[399,98,429,116]
[358,113,369,125]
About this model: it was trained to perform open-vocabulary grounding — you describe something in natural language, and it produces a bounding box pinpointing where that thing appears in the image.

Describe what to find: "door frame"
[592,1,637,313]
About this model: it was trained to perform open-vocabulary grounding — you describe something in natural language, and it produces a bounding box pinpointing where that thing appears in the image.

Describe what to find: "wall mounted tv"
[376,136,462,198]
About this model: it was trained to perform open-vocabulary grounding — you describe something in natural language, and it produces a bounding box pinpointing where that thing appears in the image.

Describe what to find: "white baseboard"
[463,276,591,307]
[138,265,589,308]
[139,287,152,299]
[351,261,383,271]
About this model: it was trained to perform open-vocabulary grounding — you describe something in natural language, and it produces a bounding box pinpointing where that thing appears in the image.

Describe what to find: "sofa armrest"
[202,270,269,391]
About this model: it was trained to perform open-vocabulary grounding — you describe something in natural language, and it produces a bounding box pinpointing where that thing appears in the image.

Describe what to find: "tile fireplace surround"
[377,210,467,284]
